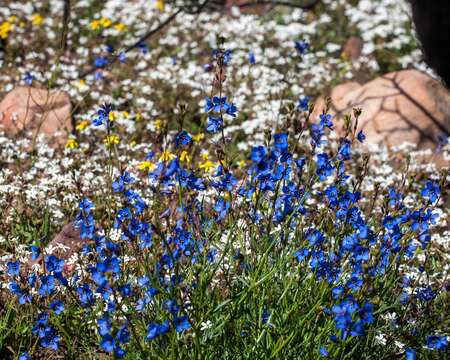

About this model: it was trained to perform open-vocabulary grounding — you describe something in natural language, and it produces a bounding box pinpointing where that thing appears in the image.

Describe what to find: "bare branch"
[227,0,320,10]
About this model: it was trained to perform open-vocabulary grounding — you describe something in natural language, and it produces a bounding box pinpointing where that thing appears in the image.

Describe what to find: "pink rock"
[342,36,363,61]
[28,223,88,269]
[226,0,271,14]
[312,70,450,149]
[0,86,72,137]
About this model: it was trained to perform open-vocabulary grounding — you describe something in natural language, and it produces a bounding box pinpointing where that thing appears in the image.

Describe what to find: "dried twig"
[226,0,320,10]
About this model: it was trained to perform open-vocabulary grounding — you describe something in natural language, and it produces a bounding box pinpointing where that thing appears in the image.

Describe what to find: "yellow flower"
[75,120,89,131]
[31,14,43,26]
[90,19,101,30]
[159,150,176,162]
[199,160,215,173]
[179,150,190,163]
[155,119,163,130]
[201,152,209,160]
[239,159,246,168]
[155,0,165,11]
[137,160,156,172]
[114,23,126,31]
[0,22,13,40]
[135,113,143,122]
[104,134,120,146]
[74,79,86,90]
[122,111,129,119]
[8,16,17,23]
[65,138,78,149]
[100,17,112,28]
[108,111,117,122]
[193,133,204,142]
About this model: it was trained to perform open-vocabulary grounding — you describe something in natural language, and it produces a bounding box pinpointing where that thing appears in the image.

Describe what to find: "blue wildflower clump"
[2,38,448,360]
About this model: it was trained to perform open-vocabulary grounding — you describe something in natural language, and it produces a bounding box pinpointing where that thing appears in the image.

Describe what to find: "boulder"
[0,86,72,137]
[312,70,450,149]
[28,223,89,271]
[342,36,363,61]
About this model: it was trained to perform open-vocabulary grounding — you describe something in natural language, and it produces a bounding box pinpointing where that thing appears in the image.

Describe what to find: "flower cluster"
[0,1,449,358]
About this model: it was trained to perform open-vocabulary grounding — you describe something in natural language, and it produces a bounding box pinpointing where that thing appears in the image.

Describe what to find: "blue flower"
[205,96,237,117]
[295,40,309,55]
[310,123,326,148]
[9,281,31,304]
[114,346,127,359]
[174,316,191,333]
[248,51,256,65]
[405,349,416,360]
[32,312,49,337]
[273,133,288,153]
[31,245,41,260]
[40,327,60,350]
[117,325,130,344]
[293,248,309,262]
[98,316,112,336]
[214,197,230,220]
[100,334,115,353]
[319,113,333,129]
[105,44,114,53]
[164,300,180,315]
[225,103,237,117]
[251,146,267,164]
[357,130,365,143]
[146,321,170,340]
[175,130,192,147]
[6,261,20,276]
[319,346,329,357]
[213,49,232,65]
[39,275,55,297]
[331,298,359,338]
[298,96,311,111]
[50,300,65,315]
[315,153,335,181]
[421,180,441,203]
[92,103,113,127]
[261,308,271,325]
[306,229,326,247]
[45,255,64,273]
[211,172,237,192]
[24,72,35,85]
[137,41,148,54]
[79,197,94,212]
[426,335,448,350]
[94,56,108,68]
[19,352,30,360]
[337,139,351,161]
[222,49,232,65]
[118,51,126,63]
[415,286,436,302]
[332,285,345,299]
[206,115,222,133]
[119,284,133,297]
[77,284,94,306]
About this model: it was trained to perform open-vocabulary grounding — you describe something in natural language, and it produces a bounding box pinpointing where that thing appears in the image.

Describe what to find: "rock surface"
[312,70,450,149]
[28,223,88,270]
[342,36,363,61]
[0,86,72,137]
[46,222,87,259]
